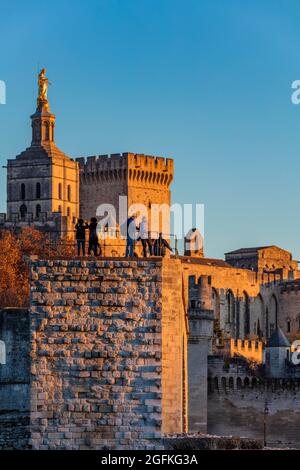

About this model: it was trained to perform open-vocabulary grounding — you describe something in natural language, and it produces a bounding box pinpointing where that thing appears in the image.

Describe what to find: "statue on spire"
[37,68,50,110]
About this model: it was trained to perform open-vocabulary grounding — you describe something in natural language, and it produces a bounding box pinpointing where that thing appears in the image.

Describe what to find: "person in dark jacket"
[88,217,101,256]
[75,218,88,256]
[125,214,137,257]
[154,233,173,257]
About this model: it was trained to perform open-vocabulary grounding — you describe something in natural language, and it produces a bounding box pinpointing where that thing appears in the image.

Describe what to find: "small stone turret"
[188,275,214,432]
[265,327,291,377]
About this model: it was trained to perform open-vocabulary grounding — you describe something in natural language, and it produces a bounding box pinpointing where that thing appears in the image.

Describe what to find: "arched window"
[67,207,71,217]
[67,185,71,202]
[58,183,62,200]
[58,205,62,213]
[36,204,41,219]
[36,182,41,199]
[20,183,26,200]
[20,204,27,220]
[287,319,291,333]
[0,340,5,365]
[229,377,234,389]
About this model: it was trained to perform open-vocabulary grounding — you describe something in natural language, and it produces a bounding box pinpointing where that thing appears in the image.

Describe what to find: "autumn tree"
[0,227,74,308]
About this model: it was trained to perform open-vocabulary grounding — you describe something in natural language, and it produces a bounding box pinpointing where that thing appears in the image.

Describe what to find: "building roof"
[266,327,290,348]
[225,246,272,256]
[179,256,232,268]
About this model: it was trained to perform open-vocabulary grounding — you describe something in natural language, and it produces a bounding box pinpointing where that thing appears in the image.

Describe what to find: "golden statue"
[37,68,49,108]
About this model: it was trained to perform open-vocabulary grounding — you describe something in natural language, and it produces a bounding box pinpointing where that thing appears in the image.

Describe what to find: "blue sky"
[1,0,300,259]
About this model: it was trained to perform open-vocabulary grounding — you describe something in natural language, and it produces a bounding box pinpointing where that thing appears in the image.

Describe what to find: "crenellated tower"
[76,152,174,236]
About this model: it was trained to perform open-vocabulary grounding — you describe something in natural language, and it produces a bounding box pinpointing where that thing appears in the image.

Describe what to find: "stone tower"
[3,69,79,238]
[188,275,214,433]
[76,153,174,237]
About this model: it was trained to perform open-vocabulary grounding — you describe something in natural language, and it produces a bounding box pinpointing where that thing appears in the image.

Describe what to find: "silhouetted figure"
[139,216,149,258]
[75,218,88,256]
[126,215,137,257]
[154,233,173,257]
[88,217,101,256]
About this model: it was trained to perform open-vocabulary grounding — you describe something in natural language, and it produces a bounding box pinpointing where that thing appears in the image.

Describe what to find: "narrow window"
[58,183,62,200]
[20,183,26,200]
[67,185,71,202]
[20,204,27,220]
[36,204,41,219]
[287,320,291,333]
[67,207,71,217]
[58,205,62,213]
[36,182,41,199]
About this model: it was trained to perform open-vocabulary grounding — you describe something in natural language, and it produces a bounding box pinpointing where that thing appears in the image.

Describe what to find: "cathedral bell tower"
[4,69,79,237]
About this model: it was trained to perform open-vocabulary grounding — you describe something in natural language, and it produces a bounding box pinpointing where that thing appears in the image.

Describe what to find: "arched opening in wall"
[221,377,227,391]
[44,121,50,140]
[58,183,62,200]
[35,204,41,219]
[20,183,26,200]
[36,182,41,199]
[20,204,27,220]
[237,377,242,389]
[244,377,250,388]
[212,288,220,322]
[286,319,291,333]
[251,378,257,389]
[67,185,71,202]
[227,290,235,335]
[243,291,250,338]
[214,377,219,391]
[0,340,6,365]
[269,295,278,332]
[257,294,264,339]
[265,307,269,338]
[257,318,261,339]
[229,377,234,389]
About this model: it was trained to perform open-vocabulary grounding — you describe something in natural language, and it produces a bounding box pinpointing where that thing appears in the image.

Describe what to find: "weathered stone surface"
[29,258,187,450]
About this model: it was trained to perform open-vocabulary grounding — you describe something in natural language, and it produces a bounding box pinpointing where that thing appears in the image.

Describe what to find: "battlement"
[76,152,174,187]
[230,338,263,363]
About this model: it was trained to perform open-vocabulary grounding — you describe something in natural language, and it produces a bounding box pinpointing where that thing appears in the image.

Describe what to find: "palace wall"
[207,357,300,448]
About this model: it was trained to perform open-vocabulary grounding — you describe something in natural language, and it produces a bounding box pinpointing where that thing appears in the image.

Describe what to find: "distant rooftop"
[225,246,272,256]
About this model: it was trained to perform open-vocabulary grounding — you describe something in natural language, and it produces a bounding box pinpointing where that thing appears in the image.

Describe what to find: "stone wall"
[0,308,30,449]
[207,357,300,448]
[29,257,187,449]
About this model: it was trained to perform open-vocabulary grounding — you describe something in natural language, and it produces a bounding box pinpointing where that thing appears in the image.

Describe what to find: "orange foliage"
[0,228,74,308]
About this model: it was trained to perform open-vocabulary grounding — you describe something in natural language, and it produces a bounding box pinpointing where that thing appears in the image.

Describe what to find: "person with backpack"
[75,218,88,256]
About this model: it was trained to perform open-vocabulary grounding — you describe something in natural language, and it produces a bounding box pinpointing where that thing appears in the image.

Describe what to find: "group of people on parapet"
[75,214,173,258]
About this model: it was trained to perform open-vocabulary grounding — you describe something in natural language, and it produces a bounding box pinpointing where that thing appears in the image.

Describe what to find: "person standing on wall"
[139,215,149,258]
[126,214,137,257]
[75,218,88,256]
[88,217,101,256]
[154,232,173,257]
